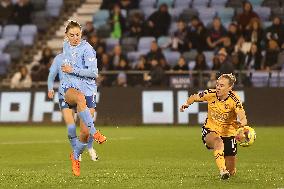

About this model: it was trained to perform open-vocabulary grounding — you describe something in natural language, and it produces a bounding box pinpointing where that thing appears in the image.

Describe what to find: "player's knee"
[77,94,86,105]
[80,128,90,140]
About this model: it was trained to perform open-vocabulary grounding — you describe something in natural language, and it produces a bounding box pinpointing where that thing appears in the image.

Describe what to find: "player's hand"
[61,64,73,73]
[179,104,189,112]
[48,90,54,99]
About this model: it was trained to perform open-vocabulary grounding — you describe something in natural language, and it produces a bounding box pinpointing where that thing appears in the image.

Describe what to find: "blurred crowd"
[6,0,284,88]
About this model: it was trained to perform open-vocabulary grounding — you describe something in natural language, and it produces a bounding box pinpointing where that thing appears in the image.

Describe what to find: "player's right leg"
[203,127,230,180]
[65,88,106,144]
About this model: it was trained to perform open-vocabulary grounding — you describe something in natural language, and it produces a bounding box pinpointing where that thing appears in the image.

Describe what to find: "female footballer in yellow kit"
[180,73,248,180]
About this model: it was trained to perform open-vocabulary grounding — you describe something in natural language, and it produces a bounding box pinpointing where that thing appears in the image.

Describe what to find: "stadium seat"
[262,0,280,8]
[32,11,50,32]
[254,6,271,21]
[191,0,209,8]
[157,0,174,8]
[140,0,156,9]
[168,7,184,21]
[105,38,119,53]
[46,0,63,17]
[20,24,38,45]
[121,37,138,53]
[182,50,198,62]
[127,51,147,63]
[143,8,156,19]
[251,71,270,87]
[198,8,217,21]
[169,22,178,35]
[179,8,198,23]
[203,51,214,69]
[4,39,23,60]
[249,0,264,6]
[0,25,2,36]
[2,25,20,42]
[163,51,181,66]
[227,0,243,8]
[93,10,110,28]
[0,39,8,52]
[0,53,11,76]
[210,0,228,7]
[217,7,234,23]
[138,37,156,51]
[175,0,191,8]
[157,36,171,49]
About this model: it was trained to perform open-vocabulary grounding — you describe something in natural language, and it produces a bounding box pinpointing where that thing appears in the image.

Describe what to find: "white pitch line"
[0,137,134,145]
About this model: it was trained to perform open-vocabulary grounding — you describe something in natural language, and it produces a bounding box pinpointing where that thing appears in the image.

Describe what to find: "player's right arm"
[180,89,212,112]
[47,55,61,99]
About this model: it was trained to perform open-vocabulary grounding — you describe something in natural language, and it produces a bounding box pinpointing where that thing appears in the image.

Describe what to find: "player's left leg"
[79,107,99,161]
[225,156,237,175]
[204,131,229,179]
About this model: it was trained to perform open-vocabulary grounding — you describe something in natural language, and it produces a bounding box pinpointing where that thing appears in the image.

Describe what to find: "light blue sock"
[74,140,87,160]
[67,124,77,150]
[78,109,96,135]
[87,136,94,149]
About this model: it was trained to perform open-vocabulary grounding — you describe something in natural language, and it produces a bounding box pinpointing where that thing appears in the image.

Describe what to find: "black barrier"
[0,88,283,125]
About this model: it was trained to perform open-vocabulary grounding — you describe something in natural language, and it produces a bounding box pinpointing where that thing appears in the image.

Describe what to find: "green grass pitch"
[0,126,283,189]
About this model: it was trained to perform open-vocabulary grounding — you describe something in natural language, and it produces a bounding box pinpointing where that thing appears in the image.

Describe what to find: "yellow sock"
[214,150,226,172]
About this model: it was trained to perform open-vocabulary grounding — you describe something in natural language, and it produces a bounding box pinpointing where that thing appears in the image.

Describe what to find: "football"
[235,126,256,147]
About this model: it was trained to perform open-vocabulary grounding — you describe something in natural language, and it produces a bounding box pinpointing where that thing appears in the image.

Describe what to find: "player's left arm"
[72,46,98,78]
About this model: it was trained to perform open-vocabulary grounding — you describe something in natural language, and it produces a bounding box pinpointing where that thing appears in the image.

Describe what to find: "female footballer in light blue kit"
[58,20,106,176]
[47,53,99,162]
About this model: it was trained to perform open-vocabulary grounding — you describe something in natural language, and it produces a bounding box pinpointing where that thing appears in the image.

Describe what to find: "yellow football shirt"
[196,89,244,137]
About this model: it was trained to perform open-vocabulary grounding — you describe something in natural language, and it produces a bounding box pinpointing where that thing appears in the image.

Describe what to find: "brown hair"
[65,20,81,33]
[218,73,236,87]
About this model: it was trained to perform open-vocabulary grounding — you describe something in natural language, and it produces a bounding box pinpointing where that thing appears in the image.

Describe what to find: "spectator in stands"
[82,21,96,39]
[100,53,113,71]
[239,43,262,70]
[144,59,165,86]
[109,4,126,39]
[128,12,144,38]
[243,18,263,50]
[110,44,128,68]
[134,55,151,70]
[160,57,171,70]
[88,34,106,53]
[145,4,171,38]
[194,53,208,71]
[261,40,280,70]
[207,72,217,88]
[271,42,284,70]
[171,20,188,52]
[13,0,33,26]
[218,48,234,75]
[173,56,189,71]
[119,0,139,11]
[40,47,54,66]
[113,72,127,87]
[212,56,221,70]
[145,41,165,65]
[227,23,240,47]
[236,1,259,32]
[31,58,51,81]
[115,59,130,70]
[186,18,207,52]
[206,17,227,51]
[10,65,32,89]
[265,16,284,47]
[222,37,234,55]
[0,0,14,25]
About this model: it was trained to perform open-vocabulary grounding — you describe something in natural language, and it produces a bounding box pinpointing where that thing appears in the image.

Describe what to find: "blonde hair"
[218,73,236,87]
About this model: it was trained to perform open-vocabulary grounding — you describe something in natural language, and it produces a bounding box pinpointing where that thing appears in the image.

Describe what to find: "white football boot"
[220,170,230,180]
[88,148,99,161]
